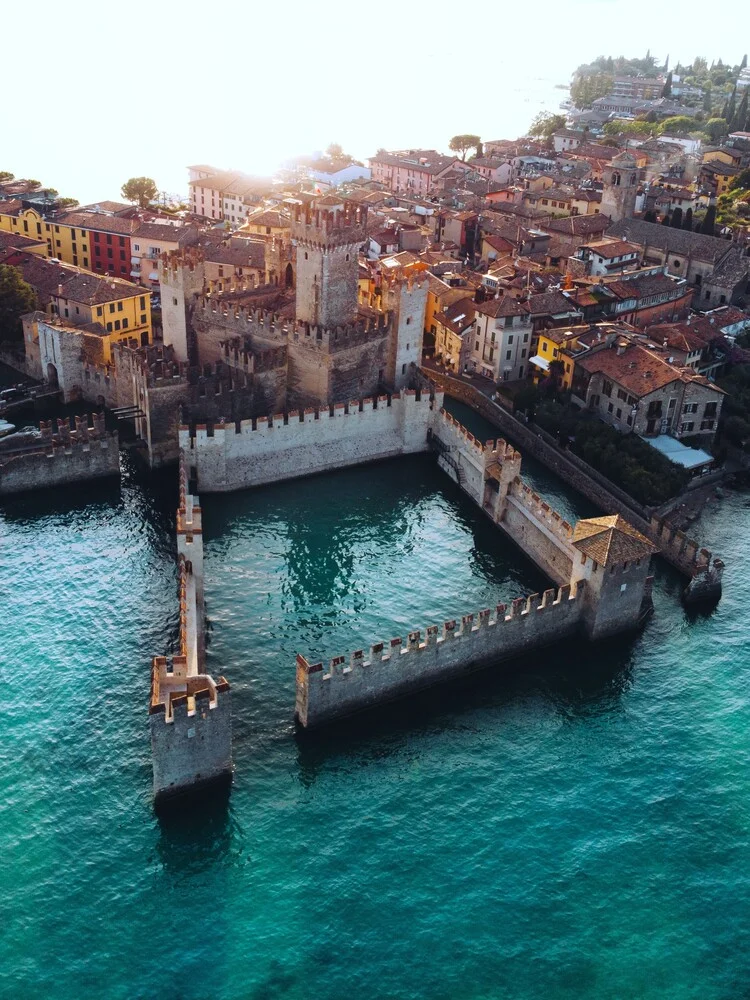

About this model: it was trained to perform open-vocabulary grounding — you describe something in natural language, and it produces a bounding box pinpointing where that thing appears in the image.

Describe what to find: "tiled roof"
[607,219,735,264]
[525,291,579,317]
[13,253,144,304]
[56,211,140,235]
[577,341,711,396]
[584,240,640,259]
[572,515,657,566]
[544,215,610,237]
[369,150,457,176]
[475,295,528,319]
[245,209,290,228]
[441,296,476,331]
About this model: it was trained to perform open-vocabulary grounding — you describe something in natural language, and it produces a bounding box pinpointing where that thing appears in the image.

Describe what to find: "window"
[106,322,113,332]
[508,334,513,344]
[133,244,140,252]
[505,350,512,361]
[173,297,178,306]
[475,341,479,351]
[117,301,123,312]
[120,250,125,261]
[603,380,612,396]
[681,421,694,433]
[406,317,411,325]
[106,235,112,245]
[83,258,88,267]
[114,320,121,331]
[139,297,146,310]
[402,363,407,374]
[140,314,147,325]
[673,259,681,268]
[608,402,614,413]
[683,402,698,414]
[521,349,527,359]
[701,419,715,430]
[523,333,528,343]
[107,248,113,259]
[122,318,128,329]
[704,402,717,418]
[119,237,125,247]
[96,306,103,317]
[616,408,622,418]
[518,365,524,378]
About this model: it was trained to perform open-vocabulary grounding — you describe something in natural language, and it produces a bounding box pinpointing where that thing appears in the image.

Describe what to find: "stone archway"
[285,262,294,288]
[46,362,59,388]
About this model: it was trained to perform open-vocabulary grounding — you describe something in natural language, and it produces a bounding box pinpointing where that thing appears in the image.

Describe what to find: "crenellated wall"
[650,514,724,603]
[181,389,444,492]
[149,458,231,805]
[0,414,119,495]
[296,584,585,727]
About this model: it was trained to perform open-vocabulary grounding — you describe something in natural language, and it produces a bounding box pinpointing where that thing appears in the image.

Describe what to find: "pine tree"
[683,207,693,230]
[700,204,716,235]
[671,207,683,228]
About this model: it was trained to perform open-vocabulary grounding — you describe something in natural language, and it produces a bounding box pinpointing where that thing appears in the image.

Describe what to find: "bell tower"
[601,150,639,222]
[291,198,366,328]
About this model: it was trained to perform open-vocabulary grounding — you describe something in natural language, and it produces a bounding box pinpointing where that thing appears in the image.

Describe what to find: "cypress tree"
[671,207,683,228]
[726,87,737,127]
[741,54,747,71]
[683,207,693,230]
[662,212,671,226]
[643,209,657,223]
[700,204,716,235]
[735,90,748,132]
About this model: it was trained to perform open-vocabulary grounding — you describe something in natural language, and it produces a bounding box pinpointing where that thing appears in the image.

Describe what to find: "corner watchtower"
[291,198,367,328]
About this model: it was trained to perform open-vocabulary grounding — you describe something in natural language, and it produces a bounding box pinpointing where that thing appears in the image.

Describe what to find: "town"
[1,49,748,803]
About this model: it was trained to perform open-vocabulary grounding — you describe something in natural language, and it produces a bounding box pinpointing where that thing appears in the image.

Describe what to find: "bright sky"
[2,0,744,204]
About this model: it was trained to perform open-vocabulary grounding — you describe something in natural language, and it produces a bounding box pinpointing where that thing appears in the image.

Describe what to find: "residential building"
[569,239,641,276]
[611,76,664,100]
[433,296,476,372]
[698,160,743,196]
[469,295,532,381]
[13,254,152,358]
[188,168,267,223]
[368,150,461,196]
[607,218,750,309]
[573,338,724,442]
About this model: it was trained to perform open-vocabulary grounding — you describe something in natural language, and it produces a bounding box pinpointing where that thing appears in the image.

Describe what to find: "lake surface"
[2,415,749,999]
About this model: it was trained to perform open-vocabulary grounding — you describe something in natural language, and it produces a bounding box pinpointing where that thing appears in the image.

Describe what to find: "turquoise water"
[2,416,750,998]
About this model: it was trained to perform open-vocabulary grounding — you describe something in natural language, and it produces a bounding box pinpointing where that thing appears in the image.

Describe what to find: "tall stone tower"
[291,199,367,327]
[379,260,429,390]
[158,249,206,363]
[601,151,639,223]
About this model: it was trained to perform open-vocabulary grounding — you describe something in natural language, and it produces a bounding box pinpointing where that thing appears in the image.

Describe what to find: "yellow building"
[0,204,93,268]
[531,328,587,388]
[15,254,152,359]
[701,147,742,167]
[241,208,291,239]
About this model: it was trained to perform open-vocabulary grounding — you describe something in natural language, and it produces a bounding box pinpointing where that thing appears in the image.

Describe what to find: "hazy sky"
[2,0,745,204]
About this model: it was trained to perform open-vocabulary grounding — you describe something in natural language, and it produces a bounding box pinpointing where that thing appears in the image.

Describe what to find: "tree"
[527,113,566,140]
[0,171,13,182]
[325,143,344,160]
[448,134,482,160]
[25,180,41,190]
[121,176,158,208]
[734,90,748,132]
[705,117,729,141]
[700,203,716,235]
[671,206,683,228]
[661,212,671,225]
[643,209,657,222]
[658,115,699,135]
[662,71,673,97]
[703,87,713,114]
[729,167,750,191]
[741,54,748,71]
[683,207,693,230]
[57,197,79,209]
[0,264,37,342]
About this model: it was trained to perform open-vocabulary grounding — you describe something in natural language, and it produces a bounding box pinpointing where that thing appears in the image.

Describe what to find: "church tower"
[601,150,639,223]
[291,199,367,328]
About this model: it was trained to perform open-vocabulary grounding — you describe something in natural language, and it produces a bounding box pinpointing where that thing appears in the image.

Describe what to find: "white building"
[469,296,533,382]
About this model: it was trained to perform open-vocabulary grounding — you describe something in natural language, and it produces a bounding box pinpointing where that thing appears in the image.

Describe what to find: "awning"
[529,354,550,370]
[639,434,714,469]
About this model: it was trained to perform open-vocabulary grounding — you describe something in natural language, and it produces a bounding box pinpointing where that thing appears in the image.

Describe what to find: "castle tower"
[569,515,656,640]
[291,199,366,328]
[158,249,206,363]
[601,151,639,223]
[379,261,429,390]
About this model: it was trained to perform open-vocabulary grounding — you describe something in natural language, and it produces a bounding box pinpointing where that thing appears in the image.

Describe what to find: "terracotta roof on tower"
[572,515,657,566]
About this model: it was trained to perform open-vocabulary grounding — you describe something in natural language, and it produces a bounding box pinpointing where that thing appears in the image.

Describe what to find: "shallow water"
[2,429,749,999]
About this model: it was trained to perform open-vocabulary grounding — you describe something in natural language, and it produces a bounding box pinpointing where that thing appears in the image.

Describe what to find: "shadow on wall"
[293,629,639,789]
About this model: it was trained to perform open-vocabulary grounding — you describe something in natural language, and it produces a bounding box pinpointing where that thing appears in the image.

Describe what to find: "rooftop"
[572,514,657,566]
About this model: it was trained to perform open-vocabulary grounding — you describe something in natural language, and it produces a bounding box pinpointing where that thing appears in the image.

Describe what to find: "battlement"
[509,480,574,543]
[650,514,723,603]
[296,582,585,727]
[291,200,367,249]
[191,296,390,352]
[220,338,288,374]
[159,247,206,281]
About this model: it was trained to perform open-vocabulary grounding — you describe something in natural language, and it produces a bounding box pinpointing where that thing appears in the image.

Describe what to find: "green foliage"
[671,206,683,228]
[121,176,158,208]
[729,168,750,192]
[534,401,691,505]
[325,143,344,160]
[25,180,41,190]
[527,113,566,139]
[657,115,699,135]
[448,135,482,160]
[570,72,613,109]
[683,207,693,230]
[57,197,79,209]
[662,71,673,97]
[718,366,750,450]
[705,117,729,141]
[700,203,716,235]
[0,264,37,341]
[643,209,657,222]
[603,119,656,137]
[0,171,14,182]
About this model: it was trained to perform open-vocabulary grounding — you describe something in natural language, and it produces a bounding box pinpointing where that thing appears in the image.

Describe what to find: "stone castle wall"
[296,584,585,728]
[0,414,119,495]
[149,459,231,804]
[180,389,444,492]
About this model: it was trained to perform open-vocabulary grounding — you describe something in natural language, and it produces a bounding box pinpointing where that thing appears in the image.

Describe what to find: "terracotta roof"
[607,219,735,264]
[544,215,610,237]
[583,240,640,259]
[475,295,528,319]
[525,290,579,317]
[572,515,656,566]
[12,253,145,304]
[245,209,290,228]
[441,296,476,332]
[483,234,514,253]
[577,341,716,396]
[56,211,140,235]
